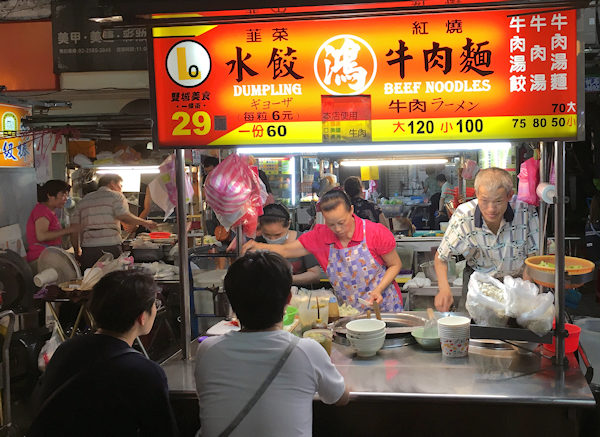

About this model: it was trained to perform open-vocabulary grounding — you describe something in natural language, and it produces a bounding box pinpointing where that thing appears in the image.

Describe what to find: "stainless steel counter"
[162,335,595,407]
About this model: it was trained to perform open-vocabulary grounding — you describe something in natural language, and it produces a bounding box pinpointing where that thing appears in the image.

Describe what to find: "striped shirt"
[437,198,539,277]
[71,187,129,247]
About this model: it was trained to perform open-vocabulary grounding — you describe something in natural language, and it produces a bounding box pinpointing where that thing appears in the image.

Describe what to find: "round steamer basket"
[525,255,595,289]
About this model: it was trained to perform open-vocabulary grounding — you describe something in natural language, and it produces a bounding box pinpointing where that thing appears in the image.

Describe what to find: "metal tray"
[332,312,426,337]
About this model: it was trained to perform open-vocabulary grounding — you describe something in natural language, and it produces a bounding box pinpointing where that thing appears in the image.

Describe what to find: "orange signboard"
[0,104,33,167]
[150,8,578,147]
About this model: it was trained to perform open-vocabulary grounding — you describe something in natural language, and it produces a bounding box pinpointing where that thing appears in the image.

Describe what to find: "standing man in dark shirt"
[343,176,389,228]
[29,270,178,437]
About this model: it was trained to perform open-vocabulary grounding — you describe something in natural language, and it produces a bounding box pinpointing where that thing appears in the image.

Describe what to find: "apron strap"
[218,335,300,437]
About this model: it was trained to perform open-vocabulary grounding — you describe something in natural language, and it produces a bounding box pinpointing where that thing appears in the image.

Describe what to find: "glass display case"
[257,157,297,207]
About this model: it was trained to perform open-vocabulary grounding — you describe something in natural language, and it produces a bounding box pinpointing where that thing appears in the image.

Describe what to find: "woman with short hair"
[244,189,403,312]
[26,180,78,271]
[29,270,178,437]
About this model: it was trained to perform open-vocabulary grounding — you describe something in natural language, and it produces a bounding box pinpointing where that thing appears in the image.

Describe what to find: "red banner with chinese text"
[150,8,578,147]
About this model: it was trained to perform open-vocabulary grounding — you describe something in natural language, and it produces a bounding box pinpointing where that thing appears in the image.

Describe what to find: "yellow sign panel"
[0,104,32,168]
[206,114,576,146]
[372,114,577,141]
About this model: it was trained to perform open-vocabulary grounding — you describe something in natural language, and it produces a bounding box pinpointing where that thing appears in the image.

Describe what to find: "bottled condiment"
[328,298,339,323]
[312,318,327,329]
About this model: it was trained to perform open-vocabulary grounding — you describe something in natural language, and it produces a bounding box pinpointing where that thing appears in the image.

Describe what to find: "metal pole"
[554,141,566,366]
[176,149,192,360]
[538,142,547,256]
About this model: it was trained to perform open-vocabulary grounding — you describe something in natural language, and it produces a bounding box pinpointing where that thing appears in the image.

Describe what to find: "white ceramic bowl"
[348,333,386,357]
[346,330,386,341]
[345,328,385,339]
[346,319,386,335]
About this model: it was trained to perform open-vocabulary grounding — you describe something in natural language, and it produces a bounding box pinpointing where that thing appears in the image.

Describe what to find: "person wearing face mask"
[433,167,539,312]
[255,204,321,287]
[243,189,403,311]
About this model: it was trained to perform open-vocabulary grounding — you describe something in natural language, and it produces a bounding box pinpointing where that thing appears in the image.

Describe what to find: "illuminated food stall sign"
[150,8,578,147]
[0,104,33,167]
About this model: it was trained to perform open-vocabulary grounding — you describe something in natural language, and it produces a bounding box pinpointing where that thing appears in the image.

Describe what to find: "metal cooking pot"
[333,312,426,336]
[419,260,457,283]
[332,312,427,348]
[131,248,164,262]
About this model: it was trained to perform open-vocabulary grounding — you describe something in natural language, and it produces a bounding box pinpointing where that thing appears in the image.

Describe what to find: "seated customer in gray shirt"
[194,252,349,437]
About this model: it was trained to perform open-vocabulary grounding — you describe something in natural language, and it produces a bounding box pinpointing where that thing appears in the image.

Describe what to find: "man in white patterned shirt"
[434,167,539,312]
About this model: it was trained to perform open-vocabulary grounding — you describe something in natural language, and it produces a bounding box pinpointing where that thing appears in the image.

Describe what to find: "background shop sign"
[154,0,504,20]
[0,104,33,168]
[52,0,147,73]
[150,8,578,148]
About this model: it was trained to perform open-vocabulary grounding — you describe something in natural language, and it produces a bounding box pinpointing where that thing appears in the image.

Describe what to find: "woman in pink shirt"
[26,180,78,271]
[243,189,403,312]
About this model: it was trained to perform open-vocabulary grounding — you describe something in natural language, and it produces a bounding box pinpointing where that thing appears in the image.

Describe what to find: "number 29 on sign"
[172,111,211,136]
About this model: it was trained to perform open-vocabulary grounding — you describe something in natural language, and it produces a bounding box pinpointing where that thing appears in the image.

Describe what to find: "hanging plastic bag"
[517,157,540,206]
[148,155,194,220]
[204,154,265,235]
[465,272,509,327]
[38,325,63,371]
[461,159,480,180]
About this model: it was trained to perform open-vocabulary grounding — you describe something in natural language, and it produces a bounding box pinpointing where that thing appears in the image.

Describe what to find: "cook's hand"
[241,239,260,255]
[366,290,383,305]
[123,223,137,234]
[144,220,158,230]
[434,290,453,312]
[226,238,237,253]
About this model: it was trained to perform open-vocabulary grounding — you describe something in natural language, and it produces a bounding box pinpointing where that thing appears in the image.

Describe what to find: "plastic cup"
[283,306,298,326]
[34,268,59,287]
[304,329,333,356]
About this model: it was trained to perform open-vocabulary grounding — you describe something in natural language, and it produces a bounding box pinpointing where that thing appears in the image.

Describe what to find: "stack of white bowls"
[345,319,386,357]
[437,316,471,357]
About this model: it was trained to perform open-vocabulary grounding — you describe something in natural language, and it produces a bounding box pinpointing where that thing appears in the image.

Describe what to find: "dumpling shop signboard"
[149,8,579,147]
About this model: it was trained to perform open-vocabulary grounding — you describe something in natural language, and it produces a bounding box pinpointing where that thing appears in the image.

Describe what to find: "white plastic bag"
[465,272,509,327]
[504,276,539,318]
[504,275,555,336]
[38,326,63,372]
[516,292,555,336]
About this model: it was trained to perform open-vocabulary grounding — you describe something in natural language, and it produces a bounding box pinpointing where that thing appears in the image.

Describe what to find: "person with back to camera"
[433,167,539,312]
[26,180,79,273]
[256,203,321,286]
[243,189,403,312]
[194,252,349,437]
[343,176,389,229]
[28,269,177,436]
